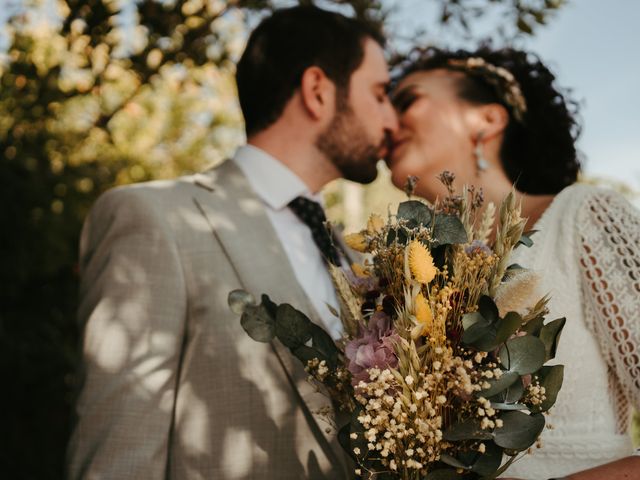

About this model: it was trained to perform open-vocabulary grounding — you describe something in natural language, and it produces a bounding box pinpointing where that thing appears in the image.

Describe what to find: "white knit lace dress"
[504,183,640,479]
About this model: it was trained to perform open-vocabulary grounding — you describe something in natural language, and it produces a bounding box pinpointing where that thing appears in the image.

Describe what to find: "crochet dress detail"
[504,184,640,479]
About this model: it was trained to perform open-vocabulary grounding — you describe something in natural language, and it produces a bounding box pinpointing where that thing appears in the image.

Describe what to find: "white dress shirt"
[233,145,343,339]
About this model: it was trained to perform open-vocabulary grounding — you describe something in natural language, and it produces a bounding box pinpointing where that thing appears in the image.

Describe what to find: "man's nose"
[384,104,399,134]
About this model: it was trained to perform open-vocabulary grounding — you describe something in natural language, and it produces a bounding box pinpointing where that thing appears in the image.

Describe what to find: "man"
[67,5,398,479]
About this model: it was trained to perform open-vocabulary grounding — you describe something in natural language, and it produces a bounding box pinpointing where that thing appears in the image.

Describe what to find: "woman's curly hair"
[396,47,582,194]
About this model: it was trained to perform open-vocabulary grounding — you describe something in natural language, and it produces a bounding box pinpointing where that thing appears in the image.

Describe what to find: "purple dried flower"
[344,268,379,295]
[345,312,399,386]
[465,240,492,256]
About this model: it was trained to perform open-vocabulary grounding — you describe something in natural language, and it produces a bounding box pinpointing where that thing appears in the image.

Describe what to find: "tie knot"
[288,196,340,265]
[288,196,327,224]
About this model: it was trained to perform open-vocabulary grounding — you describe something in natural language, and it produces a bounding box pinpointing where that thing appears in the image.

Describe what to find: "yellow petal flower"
[408,240,437,284]
[344,232,368,252]
[415,292,433,327]
[351,263,369,278]
[366,213,385,234]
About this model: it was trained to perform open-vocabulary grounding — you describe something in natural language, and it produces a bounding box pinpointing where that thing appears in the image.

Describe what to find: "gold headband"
[448,57,527,123]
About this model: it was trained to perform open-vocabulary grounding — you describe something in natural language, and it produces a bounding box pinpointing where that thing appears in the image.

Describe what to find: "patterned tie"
[288,196,341,266]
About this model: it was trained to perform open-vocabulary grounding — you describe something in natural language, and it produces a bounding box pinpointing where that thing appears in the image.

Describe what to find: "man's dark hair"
[236,6,384,137]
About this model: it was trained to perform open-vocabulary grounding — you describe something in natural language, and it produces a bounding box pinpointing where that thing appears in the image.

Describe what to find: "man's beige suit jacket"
[67,160,349,479]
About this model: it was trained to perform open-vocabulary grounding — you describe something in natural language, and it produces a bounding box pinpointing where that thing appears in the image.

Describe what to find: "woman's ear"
[476,103,509,140]
[300,66,335,121]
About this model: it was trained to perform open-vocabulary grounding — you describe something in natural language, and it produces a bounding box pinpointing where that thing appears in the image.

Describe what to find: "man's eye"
[376,94,387,103]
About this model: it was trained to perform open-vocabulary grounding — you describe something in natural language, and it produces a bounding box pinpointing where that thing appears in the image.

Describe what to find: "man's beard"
[316,96,382,185]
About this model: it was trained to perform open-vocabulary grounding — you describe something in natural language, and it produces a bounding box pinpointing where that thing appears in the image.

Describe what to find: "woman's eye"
[392,91,417,112]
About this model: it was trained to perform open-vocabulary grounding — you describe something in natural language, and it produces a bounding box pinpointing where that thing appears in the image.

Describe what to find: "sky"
[387,0,640,193]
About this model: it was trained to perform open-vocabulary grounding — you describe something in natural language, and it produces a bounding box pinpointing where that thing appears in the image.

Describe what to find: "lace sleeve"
[578,189,640,427]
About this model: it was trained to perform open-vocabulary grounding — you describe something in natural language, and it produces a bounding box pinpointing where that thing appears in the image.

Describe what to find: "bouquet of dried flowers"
[228,173,564,479]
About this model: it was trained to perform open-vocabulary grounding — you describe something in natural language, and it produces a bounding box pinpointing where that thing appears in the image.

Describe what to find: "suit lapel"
[190,160,347,471]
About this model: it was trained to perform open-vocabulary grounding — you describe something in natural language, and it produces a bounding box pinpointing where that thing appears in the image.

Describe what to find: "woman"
[387,47,640,479]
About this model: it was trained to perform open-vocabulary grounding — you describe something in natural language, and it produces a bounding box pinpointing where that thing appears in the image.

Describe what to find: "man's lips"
[388,138,409,162]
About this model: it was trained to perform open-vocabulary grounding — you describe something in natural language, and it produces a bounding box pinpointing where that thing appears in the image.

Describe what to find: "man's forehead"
[357,38,391,82]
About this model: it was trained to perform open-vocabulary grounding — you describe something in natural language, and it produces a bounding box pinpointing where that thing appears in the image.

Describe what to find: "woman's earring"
[474,132,489,173]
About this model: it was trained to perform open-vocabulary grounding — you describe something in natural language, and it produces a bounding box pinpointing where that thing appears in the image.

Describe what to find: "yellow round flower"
[408,240,437,284]
[411,292,434,339]
[415,292,433,327]
[351,263,370,278]
[344,232,368,252]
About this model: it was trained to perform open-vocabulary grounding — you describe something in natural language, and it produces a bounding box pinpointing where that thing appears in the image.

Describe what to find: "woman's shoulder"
[558,183,640,244]
[548,183,638,219]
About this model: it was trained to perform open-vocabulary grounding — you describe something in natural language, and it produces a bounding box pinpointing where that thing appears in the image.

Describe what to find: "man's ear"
[475,103,509,141]
[300,66,335,120]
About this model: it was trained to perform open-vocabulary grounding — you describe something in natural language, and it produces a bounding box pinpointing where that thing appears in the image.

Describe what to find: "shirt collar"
[232,144,323,210]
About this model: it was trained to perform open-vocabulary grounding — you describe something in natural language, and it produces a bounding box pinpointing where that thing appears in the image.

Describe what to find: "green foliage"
[434,0,567,40]
[395,199,468,246]
[230,290,341,369]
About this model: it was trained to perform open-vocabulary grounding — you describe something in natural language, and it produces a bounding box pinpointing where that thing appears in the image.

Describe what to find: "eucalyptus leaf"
[470,441,503,476]
[531,365,564,413]
[308,323,339,369]
[516,232,535,248]
[386,226,409,246]
[462,311,485,331]
[489,402,528,411]
[432,214,468,247]
[493,411,545,450]
[228,289,256,314]
[439,453,471,469]
[539,318,566,361]
[260,294,278,319]
[494,312,523,346]
[456,449,479,466]
[478,296,500,324]
[337,422,352,460]
[506,263,524,271]
[397,200,432,226]
[443,418,494,441]
[499,335,546,375]
[424,469,466,480]
[275,304,312,349]
[490,452,519,479]
[292,345,328,366]
[520,315,544,336]
[461,298,501,351]
[503,377,525,403]
[338,408,366,462]
[349,408,367,462]
[464,324,498,352]
[461,314,492,344]
[488,378,523,405]
[431,244,448,270]
[478,370,519,398]
[240,303,276,343]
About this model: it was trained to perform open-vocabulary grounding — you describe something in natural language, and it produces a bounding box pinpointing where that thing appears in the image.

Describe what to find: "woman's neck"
[519,192,556,230]
[481,183,555,234]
